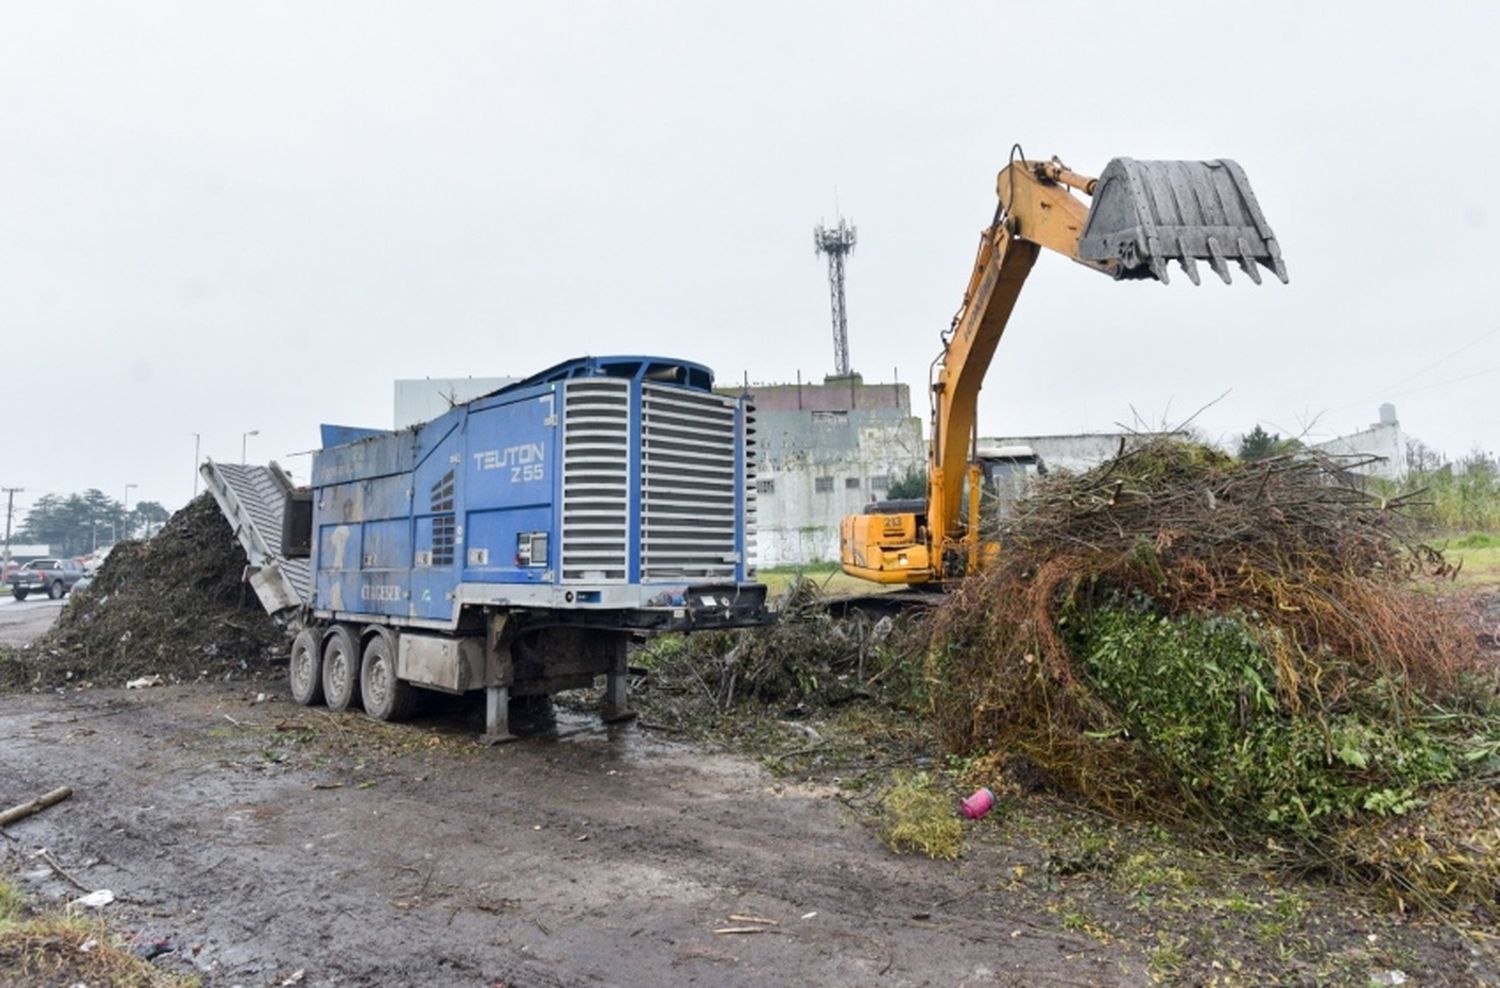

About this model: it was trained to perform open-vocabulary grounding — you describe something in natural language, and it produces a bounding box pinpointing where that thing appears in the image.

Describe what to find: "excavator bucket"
[1077,159,1287,285]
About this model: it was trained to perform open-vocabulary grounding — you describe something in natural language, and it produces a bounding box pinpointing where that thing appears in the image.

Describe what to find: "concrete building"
[978,431,1189,474]
[732,375,925,568]
[1311,404,1405,480]
[394,377,517,429]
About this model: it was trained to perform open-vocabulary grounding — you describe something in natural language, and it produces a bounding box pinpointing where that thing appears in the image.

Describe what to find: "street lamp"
[192,432,201,497]
[242,429,259,463]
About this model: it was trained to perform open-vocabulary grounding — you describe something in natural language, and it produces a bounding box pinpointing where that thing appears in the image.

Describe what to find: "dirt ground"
[3,675,1493,988]
[1,681,1152,988]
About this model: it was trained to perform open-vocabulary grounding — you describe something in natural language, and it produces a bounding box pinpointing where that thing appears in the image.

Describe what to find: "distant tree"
[129,500,171,538]
[886,466,927,500]
[1404,438,1446,477]
[1237,425,1302,462]
[18,489,129,556]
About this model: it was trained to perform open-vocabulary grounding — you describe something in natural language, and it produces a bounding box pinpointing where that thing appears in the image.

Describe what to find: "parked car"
[8,558,87,601]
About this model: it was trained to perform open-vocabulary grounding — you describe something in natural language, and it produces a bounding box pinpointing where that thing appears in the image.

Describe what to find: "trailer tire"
[321,625,362,712]
[288,629,324,706]
[360,633,416,722]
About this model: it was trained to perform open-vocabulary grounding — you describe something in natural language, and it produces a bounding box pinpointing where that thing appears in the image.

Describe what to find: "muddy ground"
[3,682,1133,987]
[3,674,1493,987]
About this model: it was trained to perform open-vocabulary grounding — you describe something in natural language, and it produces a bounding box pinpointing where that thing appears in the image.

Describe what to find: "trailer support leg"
[601,635,635,724]
[485,685,512,740]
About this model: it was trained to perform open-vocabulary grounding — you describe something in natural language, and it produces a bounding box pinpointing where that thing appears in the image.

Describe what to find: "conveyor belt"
[200,459,310,616]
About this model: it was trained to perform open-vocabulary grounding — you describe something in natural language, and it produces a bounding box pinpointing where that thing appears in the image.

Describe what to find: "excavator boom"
[840,153,1287,585]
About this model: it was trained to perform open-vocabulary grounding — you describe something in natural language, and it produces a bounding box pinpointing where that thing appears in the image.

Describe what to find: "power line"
[1327,324,1500,415]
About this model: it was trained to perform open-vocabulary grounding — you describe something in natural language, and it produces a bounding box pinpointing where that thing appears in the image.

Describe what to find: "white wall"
[980,432,1188,474]
[1311,423,1405,480]
[754,416,924,567]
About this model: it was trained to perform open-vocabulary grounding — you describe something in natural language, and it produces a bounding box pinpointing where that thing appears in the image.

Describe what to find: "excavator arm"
[841,153,1287,584]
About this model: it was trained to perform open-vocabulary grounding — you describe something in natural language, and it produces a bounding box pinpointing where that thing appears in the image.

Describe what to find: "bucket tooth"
[1150,255,1171,284]
[1206,237,1233,284]
[1178,255,1202,286]
[1269,251,1290,285]
[1235,237,1262,285]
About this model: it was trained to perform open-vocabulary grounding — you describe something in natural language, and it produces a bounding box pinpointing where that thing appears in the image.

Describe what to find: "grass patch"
[756,564,880,599]
[1444,542,1500,587]
[0,879,23,923]
[1448,531,1500,550]
[0,876,196,987]
[879,771,963,860]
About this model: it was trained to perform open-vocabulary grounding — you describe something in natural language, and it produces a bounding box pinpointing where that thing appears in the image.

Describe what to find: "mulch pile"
[0,494,286,691]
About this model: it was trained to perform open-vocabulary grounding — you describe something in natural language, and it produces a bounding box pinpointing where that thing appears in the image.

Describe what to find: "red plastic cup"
[960,787,996,820]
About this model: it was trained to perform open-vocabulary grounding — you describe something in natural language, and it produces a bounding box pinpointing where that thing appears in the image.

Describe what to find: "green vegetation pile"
[0,494,285,692]
[927,440,1500,909]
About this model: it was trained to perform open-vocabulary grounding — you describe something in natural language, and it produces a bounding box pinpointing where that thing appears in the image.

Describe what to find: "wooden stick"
[38,848,91,893]
[0,786,72,828]
[713,926,768,935]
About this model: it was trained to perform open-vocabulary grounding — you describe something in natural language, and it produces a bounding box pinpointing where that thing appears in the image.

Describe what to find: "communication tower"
[813,218,857,377]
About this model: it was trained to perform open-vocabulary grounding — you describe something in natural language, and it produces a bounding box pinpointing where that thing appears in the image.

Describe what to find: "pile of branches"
[0,495,285,692]
[929,440,1499,908]
[636,577,929,719]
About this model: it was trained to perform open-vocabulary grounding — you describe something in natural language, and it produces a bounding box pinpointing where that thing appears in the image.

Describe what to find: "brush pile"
[0,495,285,691]
[636,576,929,718]
[928,440,1500,908]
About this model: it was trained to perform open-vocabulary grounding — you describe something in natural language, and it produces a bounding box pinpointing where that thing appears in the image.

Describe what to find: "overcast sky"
[3,1,1497,521]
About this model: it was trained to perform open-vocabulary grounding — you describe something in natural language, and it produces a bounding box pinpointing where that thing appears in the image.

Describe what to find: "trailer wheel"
[360,633,416,722]
[288,629,324,706]
[321,625,362,712]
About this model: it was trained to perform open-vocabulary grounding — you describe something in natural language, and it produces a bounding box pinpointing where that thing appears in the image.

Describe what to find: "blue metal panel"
[313,430,418,487]
[321,423,391,448]
[409,411,467,621]
[459,389,558,588]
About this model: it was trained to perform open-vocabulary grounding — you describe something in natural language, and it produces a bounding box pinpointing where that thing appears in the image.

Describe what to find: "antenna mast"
[813,217,857,377]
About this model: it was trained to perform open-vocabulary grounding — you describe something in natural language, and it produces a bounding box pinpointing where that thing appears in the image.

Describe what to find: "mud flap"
[1078,159,1287,285]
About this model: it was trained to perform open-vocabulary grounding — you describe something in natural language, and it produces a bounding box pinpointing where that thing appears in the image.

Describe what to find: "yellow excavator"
[840,149,1288,585]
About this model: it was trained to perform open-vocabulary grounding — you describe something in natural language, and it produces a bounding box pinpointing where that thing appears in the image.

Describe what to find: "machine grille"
[640,383,740,580]
[560,378,631,582]
[743,400,757,576]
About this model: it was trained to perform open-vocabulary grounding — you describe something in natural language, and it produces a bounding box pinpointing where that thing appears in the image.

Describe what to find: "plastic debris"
[73,889,115,909]
[960,787,996,820]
